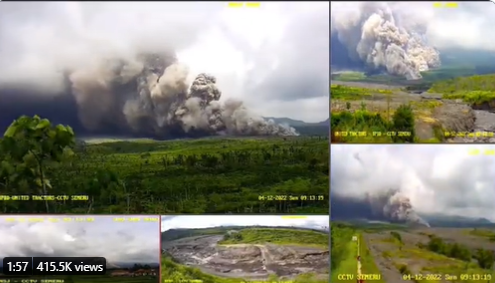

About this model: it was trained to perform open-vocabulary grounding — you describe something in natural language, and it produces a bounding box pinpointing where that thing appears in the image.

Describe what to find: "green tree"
[427,236,445,254]
[346,101,351,110]
[1,115,75,212]
[447,243,471,261]
[392,104,415,143]
[233,233,243,241]
[390,231,403,250]
[473,248,494,270]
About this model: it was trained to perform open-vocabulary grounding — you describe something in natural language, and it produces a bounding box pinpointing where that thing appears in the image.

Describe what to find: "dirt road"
[357,236,363,283]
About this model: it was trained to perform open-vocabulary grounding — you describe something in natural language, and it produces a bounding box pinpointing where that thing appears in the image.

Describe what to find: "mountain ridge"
[161,225,329,242]
[264,117,328,126]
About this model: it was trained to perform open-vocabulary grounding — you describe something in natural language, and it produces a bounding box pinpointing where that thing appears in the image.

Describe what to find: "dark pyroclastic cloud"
[331,145,495,224]
[0,2,329,139]
[331,2,495,79]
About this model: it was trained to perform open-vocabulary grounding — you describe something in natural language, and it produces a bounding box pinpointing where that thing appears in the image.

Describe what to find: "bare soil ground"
[163,235,329,280]
[363,228,495,283]
[331,81,495,142]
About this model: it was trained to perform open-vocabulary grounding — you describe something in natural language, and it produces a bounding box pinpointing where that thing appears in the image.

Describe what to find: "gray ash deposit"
[162,235,329,280]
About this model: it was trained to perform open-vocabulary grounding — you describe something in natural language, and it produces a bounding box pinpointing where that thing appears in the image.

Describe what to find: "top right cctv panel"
[330,1,495,144]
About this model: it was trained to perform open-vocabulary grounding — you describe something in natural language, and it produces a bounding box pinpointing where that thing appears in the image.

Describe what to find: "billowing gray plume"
[366,189,430,227]
[331,2,440,79]
[67,52,297,138]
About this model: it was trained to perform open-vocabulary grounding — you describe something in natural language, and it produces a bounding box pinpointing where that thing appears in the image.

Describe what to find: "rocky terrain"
[162,235,329,280]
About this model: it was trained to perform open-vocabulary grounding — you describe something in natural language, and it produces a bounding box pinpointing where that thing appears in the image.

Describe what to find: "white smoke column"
[331,2,440,79]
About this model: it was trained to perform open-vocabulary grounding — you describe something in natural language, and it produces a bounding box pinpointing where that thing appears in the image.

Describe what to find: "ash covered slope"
[331,2,440,79]
[66,52,297,139]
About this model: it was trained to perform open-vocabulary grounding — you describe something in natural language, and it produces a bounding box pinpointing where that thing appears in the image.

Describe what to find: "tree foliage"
[473,248,494,270]
[429,74,495,105]
[0,115,75,212]
[331,103,416,143]
[391,104,415,143]
[0,116,329,214]
[425,236,475,265]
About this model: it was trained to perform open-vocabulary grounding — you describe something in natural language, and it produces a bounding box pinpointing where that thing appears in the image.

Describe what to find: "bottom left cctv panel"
[0,215,160,283]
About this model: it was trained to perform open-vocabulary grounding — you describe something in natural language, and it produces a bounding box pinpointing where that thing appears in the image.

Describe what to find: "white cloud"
[0,215,160,263]
[331,2,495,51]
[0,2,329,121]
[331,145,495,221]
[161,215,329,231]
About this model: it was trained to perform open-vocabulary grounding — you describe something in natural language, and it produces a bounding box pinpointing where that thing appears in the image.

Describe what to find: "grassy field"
[1,136,328,214]
[428,74,495,105]
[218,227,329,248]
[466,228,495,242]
[380,234,495,283]
[331,223,385,283]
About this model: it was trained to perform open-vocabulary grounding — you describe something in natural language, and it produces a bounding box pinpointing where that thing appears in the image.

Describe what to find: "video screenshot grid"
[0,1,330,283]
[2,1,495,283]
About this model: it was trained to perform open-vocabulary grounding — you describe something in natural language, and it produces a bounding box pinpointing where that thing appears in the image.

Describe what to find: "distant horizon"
[161,215,330,232]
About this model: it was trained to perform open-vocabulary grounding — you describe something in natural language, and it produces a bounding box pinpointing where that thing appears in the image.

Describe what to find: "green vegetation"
[331,84,392,100]
[424,236,494,270]
[443,91,495,105]
[428,74,495,105]
[358,233,385,283]
[331,104,416,143]
[331,71,405,84]
[409,100,443,110]
[390,231,404,250]
[420,67,484,82]
[331,72,368,81]
[161,227,238,242]
[468,228,495,242]
[0,116,328,214]
[425,236,472,262]
[219,228,329,248]
[331,222,356,276]
[161,255,327,283]
[0,115,76,213]
[331,223,385,283]
[332,222,495,283]
[429,74,495,93]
